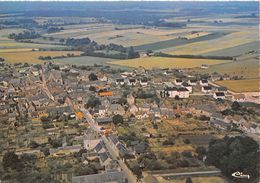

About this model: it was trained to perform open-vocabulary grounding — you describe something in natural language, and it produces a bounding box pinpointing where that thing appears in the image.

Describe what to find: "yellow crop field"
[165,31,256,55]
[152,144,194,155]
[109,57,230,69]
[215,78,260,92]
[0,51,83,64]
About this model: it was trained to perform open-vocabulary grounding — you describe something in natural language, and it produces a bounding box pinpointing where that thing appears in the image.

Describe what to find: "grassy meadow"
[109,57,231,69]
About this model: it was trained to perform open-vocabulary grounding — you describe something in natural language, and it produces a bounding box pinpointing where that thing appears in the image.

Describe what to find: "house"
[201,86,212,93]
[129,104,138,115]
[84,129,100,150]
[200,79,208,86]
[99,152,112,167]
[213,92,225,100]
[138,103,150,113]
[201,64,209,69]
[188,79,197,86]
[47,106,75,119]
[98,105,107,117]
[117,143,131,159]
[94,141,106,153]
[177,87,189,98]
[182,82,192,93]
[108,104,125,115]
[174,78,183,85]
[72,171,125,183]
[232,94,246,102]
[150,107,161,118]
[128,78,137,86]
[140,77,148,87]
[217,87,228,93]
[96,117,113,125]
[127,94,135,105]
[98,91,113,97]
[116,78,125,86]
[134,142,148,155]
[108,134,120,147]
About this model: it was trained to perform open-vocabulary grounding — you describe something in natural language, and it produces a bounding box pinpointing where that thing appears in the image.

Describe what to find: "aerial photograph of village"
[0,1,259,183]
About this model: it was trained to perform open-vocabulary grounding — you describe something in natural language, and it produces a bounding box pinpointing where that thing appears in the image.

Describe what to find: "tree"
[196,146,206,160]
[89,85,96,92]
[3,151,23,171]
[131,164,142,179]
[231,101,241,111]
[206,136,259,182]
[86,97,101,108]
[88,73,98,81]
[186,177,193,183]
[127,46,140,59]
[112,114,124,125]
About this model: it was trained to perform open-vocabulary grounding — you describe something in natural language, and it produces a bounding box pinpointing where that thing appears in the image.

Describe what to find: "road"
[102,135,137,183]
[152,170,221,177]
[78,105,137,183]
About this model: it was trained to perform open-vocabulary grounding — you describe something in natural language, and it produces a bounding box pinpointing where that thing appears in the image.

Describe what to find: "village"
[0,60,259,183]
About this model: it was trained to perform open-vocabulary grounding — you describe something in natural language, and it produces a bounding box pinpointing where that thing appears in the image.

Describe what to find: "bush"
[112,114,124,125]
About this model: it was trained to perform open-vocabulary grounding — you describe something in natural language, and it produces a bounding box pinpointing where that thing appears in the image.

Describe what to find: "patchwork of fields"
[109,57,230,69]
[160,29,257,55]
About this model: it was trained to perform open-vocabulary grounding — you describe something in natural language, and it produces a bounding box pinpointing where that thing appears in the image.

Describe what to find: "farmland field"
[0,51,82,64]
[215,78,260,92]
[109,57,231,69]
[53,55,116,66]
[161,29,257,55]
[205,55,259,78]
[46,25,194,47]
[133,32,227,52]
[0,28,66,49]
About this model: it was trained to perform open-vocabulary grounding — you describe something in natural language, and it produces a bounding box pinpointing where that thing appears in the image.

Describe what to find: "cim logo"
[232,171,250,179]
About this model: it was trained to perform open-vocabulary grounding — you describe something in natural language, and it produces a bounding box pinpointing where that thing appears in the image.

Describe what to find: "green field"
[53,55,129,70]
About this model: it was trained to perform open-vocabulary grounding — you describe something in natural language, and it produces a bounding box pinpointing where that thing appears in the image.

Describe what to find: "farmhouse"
[174,78,183,85]
[202,86,212,93]
[188,79,197,86]
[213,92,225,100]
[182,82,192,93]
[140,77,148,86]
[162,87,189,99]
[200,79,208,86]
[116,78,125,85]
[128,78,137,86]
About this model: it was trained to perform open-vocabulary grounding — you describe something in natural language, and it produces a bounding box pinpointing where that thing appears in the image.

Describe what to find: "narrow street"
[78,105,137,183]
